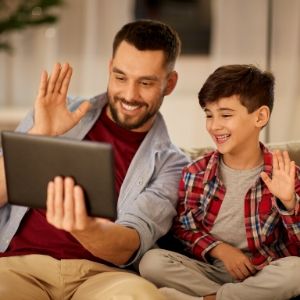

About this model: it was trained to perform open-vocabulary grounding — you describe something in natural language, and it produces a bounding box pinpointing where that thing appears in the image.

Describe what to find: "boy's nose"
[210,119,223,130]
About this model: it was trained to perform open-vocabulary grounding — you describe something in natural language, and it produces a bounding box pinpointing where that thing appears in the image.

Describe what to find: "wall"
[0,0,299,149]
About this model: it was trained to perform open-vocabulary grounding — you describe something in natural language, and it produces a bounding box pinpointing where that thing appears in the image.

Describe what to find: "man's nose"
[124,81,139,101]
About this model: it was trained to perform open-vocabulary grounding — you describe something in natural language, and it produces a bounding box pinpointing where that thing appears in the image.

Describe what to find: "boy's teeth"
[216,134,229,141]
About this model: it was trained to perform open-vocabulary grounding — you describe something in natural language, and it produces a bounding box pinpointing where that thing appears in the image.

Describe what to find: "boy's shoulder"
[184,150,218,175]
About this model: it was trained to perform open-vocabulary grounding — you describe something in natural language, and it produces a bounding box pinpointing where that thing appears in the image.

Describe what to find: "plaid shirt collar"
[203,142,273,185]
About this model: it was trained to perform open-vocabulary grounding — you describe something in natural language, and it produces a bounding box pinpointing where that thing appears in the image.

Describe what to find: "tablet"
[1,131,117,220]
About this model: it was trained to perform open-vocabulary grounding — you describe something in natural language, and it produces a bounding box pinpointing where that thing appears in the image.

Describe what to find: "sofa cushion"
[182,141,300,166]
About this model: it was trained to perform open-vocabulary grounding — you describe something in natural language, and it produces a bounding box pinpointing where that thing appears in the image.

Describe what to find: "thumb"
[73,100,91,122]
[260,171,272,187]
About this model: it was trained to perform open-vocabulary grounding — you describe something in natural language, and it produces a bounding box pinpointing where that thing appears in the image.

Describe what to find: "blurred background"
[0,0,299,149]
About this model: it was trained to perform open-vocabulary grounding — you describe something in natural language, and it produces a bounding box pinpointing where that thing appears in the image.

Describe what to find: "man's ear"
[255,105,270,128]
[164,71,178,96]
[108,59,113,72]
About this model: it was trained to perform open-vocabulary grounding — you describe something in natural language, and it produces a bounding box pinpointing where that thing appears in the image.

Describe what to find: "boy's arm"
[209,242,256,280]
[261,150,300,241]
[172,170,222,262]
[261,150,297,211]
[173,168,257,281]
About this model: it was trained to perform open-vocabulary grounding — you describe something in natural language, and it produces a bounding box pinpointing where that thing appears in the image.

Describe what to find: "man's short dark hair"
[113,19,181,70]
[198,64,275,113]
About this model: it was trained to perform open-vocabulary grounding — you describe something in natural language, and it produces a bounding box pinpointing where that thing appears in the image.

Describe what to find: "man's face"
[107,41,177,132]
[204,95,261,157]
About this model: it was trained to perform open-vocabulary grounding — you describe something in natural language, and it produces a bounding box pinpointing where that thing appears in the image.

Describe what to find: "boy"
[139,64,300,300]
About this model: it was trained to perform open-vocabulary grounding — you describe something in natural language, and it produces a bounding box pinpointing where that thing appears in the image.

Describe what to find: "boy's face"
[204,95,262,156]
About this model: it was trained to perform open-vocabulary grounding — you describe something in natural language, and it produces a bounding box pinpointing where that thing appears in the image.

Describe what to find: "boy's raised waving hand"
[260,150,296,211]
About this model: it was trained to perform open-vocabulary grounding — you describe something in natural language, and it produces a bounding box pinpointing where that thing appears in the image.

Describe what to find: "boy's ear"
[255,105,270,128]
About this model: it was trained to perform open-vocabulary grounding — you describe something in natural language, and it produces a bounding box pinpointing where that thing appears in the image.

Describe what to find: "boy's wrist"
[276,194,297,214]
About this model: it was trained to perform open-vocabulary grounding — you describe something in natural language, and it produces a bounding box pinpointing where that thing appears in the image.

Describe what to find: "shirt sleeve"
[275,166,300,243]
[116,148,189,267]
[172,168,221,262]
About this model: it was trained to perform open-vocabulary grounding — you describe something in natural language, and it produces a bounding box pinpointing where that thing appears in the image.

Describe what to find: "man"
[0,19,189,299]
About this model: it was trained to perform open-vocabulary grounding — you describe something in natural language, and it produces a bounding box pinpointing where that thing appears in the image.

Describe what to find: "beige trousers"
[140,248,300,300]
[0,254,166,300]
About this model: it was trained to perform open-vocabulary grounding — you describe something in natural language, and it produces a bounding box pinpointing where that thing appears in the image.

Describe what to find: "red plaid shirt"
[173,144,300,270]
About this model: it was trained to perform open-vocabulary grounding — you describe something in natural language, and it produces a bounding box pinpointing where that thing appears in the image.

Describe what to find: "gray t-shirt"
[210,158,263,251]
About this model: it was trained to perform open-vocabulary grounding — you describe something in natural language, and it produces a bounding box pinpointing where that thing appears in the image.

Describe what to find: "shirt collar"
[202,142,273,184]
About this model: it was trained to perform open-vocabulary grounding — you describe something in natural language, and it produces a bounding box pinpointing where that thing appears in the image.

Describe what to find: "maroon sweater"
[2,107,146,262]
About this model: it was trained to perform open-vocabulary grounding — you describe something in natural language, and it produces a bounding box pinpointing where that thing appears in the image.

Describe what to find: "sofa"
[181,140,300,165]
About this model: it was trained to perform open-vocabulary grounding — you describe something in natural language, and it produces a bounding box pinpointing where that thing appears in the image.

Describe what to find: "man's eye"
[205,115,212,119]
[116,76,125,81]
[140,81,152,86]
[222,114,232,118]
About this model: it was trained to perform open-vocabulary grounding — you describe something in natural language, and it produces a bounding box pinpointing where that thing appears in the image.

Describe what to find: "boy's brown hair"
[198,64,275,113]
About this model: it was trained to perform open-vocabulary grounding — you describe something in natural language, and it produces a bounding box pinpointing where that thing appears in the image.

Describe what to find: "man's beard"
[107,94,162,131]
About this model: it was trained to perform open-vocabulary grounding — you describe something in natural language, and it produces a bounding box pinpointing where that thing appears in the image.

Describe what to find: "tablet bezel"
[1,131,117,220]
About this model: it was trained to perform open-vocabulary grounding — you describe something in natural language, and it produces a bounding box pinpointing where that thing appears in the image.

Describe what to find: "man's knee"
[72,271,166,300]
[0,269,49,300]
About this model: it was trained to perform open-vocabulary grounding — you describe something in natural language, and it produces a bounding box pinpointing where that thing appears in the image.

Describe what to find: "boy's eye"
[222,114,232,118]
[205,115,212,119]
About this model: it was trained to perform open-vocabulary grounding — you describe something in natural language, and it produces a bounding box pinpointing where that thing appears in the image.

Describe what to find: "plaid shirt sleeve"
[172,159,222,262]
[275,165,300,243]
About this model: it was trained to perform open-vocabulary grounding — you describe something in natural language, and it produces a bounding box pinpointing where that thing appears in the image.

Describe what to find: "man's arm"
[46,176,140,265]
[0,62,90,208]
[0,156,7,207]
[72,220,140,265]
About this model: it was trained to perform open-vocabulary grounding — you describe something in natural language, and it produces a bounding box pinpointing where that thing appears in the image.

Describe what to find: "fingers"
[231,260,255,281]
[73,100,91,123]
[63,177,75,231]
[46,180,55,221]
[260,171,271,187]
[53,63,71,94]
[244,259,257,275]
[53,176,64,226]
[283,151,291,174]
[273,150,294,175]
[59,66,72,96]
[276,150,285,171]
[47,63,62,94]
[290,160,296,179]
[37,70,48,99]
[44,62,72,96]
[74,185,88,230]
[46,176,89,231]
